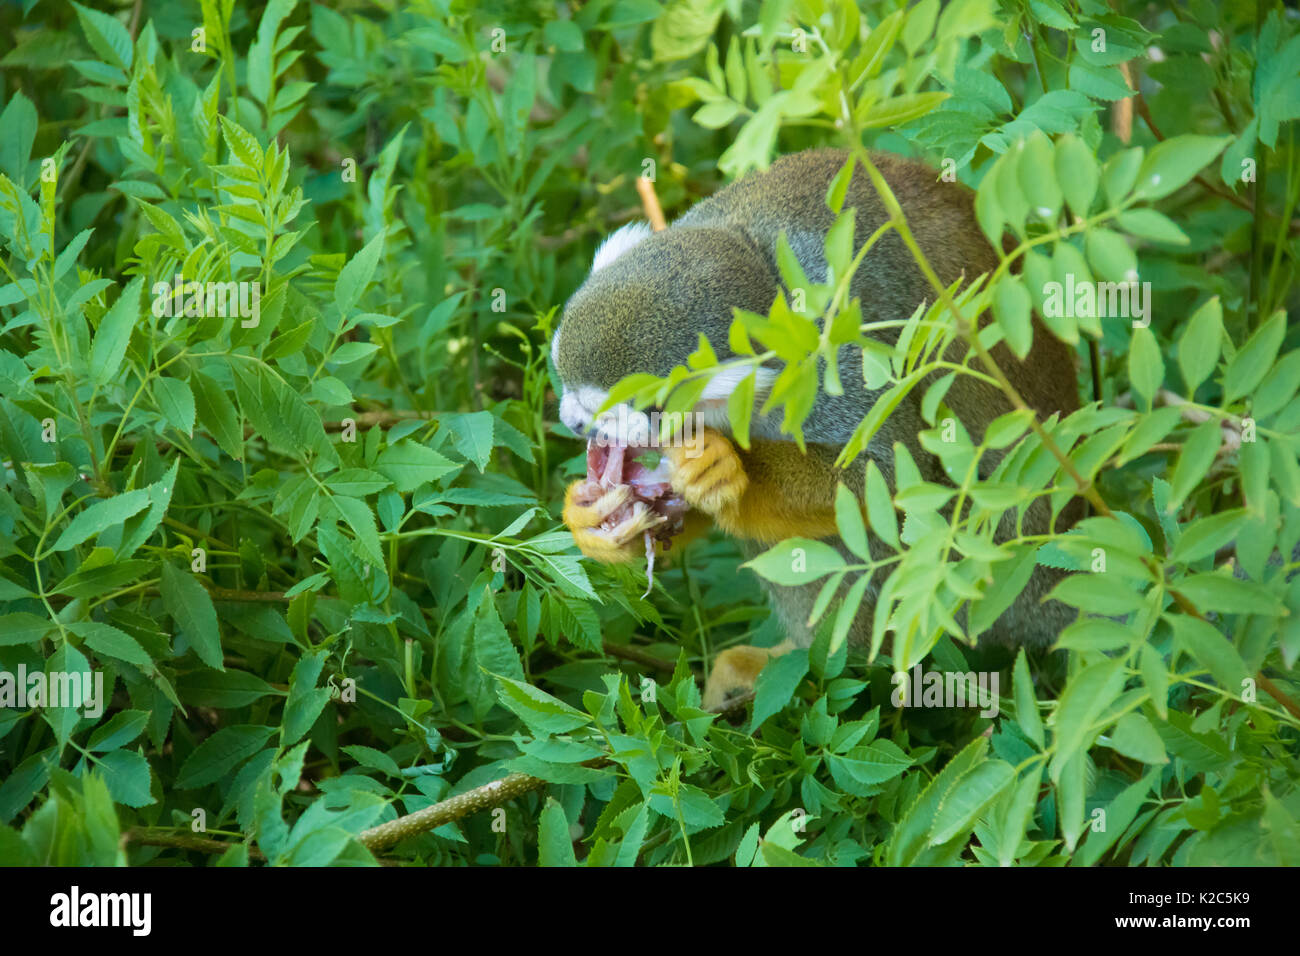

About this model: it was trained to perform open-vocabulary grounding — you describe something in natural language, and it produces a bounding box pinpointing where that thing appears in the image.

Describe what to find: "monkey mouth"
[573,440,689,548]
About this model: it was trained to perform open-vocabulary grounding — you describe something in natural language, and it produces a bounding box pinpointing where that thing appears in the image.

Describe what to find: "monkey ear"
[591,221,653,272]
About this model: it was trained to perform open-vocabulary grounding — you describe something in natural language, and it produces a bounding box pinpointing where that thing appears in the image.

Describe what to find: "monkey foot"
[702,643,792,711]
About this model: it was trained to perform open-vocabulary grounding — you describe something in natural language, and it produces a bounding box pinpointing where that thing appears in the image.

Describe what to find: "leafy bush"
[0,0,1297,866]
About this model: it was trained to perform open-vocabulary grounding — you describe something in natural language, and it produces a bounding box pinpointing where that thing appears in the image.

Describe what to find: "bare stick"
[637,177,668,232]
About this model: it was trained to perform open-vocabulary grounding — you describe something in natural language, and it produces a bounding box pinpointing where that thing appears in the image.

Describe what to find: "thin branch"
[637,177,668,232]
[1168,589,1300,721]
[122,829,264,860]
[356,690,755,852]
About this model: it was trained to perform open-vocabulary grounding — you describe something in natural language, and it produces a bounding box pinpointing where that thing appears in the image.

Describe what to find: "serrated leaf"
[161,562,224,670]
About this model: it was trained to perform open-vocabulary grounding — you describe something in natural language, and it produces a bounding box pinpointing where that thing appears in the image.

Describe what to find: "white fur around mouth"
[557,367,776,443]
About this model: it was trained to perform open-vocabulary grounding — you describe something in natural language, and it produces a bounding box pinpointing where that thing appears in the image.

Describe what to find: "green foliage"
[0,0,1298,867]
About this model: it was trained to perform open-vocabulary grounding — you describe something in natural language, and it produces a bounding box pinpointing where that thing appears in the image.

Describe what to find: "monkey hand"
[562,480,654,564]
[666,428,749,521]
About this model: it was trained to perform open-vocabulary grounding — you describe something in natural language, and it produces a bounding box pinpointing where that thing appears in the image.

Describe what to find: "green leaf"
[192,369,244,460]
[51,490,150,553]
[161,562,224,670]
[1012,648,1044,748]
[116,460,179,560]
[1108,713,1168,764]
[1133,134,1231,200]
[230,360,337,465]
[1056,618,1136,652]
[1170,614,1252,692]
[996,766,1043,866]
[1223,309,1285,403]
[71,1,133,72]
[1177,297,1223,394]
[0,612,56,645]
[727,370,756,448]
[993,275,1033,360]
[335,229,386,316]
[87,710,149,752]
[538,798,578,866]
[68,620,154,672]
[1174,572,1284,616]
[1049,658,1127,781]
[1086,228,1137,283]
[1167,419,1221,510]
[0,92,37,187]
[441,411,495,471]
[1049,574,1145,616]
[825,157,855,214]
[859,92,949,130]
[154,376,196,436]
[970,543,1038,634]
[1055,134,1098,218]
[1170,509,1248,564]
[748,648,809,731]
[930,759,1015,844]
[1017,133,1062,221]
[984,409,1032,449]
[176,725,275,789]
[333,496,384,568]
[474,591,524,682]
[1128,326,1163,406]
[375,441,460,492]
[887,736,987,866]
[1101,147,1144,205]
[1056,749,1087,853]
[176,670,279,709]
[1117,406,1182,466]
[95,750,154,807]
[834,484,868,559]
[1140,644,1169,719]
[88,277,142,386]
[1115,208,1189,244]
[218,115,264,170]
[496,675,590,736]
[829,740,913,788]
[864,460,899,550]
[830,575,871,657]
[743,539,845,586]
[1076,769,1160,866]
[281,651,332,746]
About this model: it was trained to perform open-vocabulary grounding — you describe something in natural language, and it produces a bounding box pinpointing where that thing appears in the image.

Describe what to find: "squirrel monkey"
[553,148,1081,709]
